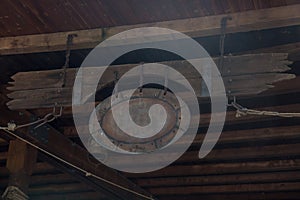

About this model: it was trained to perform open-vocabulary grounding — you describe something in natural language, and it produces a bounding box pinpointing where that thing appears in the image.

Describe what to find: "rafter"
[0,93,153,200]
[0,5,299,55]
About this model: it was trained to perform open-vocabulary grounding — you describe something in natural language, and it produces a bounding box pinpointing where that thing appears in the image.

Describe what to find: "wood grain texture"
[0,4,300,55]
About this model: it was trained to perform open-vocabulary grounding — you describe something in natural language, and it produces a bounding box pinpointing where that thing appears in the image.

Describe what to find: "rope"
[0,126,154,200]
[228,99,300,118]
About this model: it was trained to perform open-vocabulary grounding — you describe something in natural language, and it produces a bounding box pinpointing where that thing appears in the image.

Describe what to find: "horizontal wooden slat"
[6,72,295,109]
[148,182,300,195]
[8,53,291,91]
[108,143,300,169]
[28,183,93,195]
[136,171,300,187]
[63,102,300,137]
[126,159,300,178]
[30,192,107,200]
[0,5,300,55]
[158,192,300,200]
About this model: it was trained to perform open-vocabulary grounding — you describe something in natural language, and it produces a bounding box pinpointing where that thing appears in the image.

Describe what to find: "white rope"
[0,126,154,200]
[228,99,300,118]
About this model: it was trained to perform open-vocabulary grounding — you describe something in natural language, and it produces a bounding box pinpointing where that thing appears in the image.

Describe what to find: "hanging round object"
[92,88,181,153]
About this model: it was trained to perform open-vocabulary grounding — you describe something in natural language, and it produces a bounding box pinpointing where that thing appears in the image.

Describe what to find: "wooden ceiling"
[0,1,300,200]
[0,0,299,37]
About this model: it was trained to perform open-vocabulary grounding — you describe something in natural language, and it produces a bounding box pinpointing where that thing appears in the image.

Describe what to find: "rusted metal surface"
[94,88,180,153]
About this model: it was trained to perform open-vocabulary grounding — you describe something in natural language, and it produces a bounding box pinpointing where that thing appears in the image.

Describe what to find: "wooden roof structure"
[0,1,300,199]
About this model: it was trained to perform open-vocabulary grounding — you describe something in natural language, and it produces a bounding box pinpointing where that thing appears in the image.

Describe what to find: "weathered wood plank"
[105,143,300,169]
[6,73,295,109]
[126,159,300,178]
[28,183,93,196]
[5,139,37,194]
[158,192,300,200]
[63,102,300,138]
[136,171,300,187]
[148,182,300,195]
[6,53,294,110]
[0,5,300,55]
[8,53,291,91]
[0,93,154,200]
[30,192,106,200]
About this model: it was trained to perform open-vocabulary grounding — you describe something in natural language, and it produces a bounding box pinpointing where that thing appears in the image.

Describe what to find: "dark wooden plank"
[30,191,107,200]
[28,183,93,196]
[63,102,300,138]
[0,93,154,200]
[107,143,300,169]
[6,72,295,109]
[148,182,300,195]
[0,5,299,55]
[136,171,300,187]
[158,192,300,200]
[8,53,291,91]
[4,139,37,195]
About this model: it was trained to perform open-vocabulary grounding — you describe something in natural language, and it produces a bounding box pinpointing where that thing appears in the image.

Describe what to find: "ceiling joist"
[0,5,300,55]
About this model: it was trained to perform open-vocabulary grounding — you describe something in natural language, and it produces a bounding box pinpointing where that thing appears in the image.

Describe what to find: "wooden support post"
[2,140,37,200]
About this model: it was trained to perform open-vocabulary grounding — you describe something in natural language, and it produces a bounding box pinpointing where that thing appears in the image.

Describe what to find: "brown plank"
[136,171,300,187]
[5,139,37,194]
[158,192,300,200]
[0,5,300,55]
[148,182,300,195]
[6,72,294,109]
[30,192,106,200]
[63,102,300,138]
[8,53,291,91]
[0,93,154,200]
[28,183,93,196]
[107,143,300,169]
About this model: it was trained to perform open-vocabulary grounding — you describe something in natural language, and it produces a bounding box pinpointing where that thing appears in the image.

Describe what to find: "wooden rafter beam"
[0,5,300,55]
[0,93,153,200]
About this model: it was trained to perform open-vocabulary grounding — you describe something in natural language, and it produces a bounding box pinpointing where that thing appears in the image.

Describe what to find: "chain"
[139,63,144,93]
[219,16,232,74]
[164,66,169,95]
[61,34,77,87]
[228,97,300,118]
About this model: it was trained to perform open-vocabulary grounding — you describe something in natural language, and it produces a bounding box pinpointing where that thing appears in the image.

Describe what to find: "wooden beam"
[4,139,37,198]
[126,159,300,178]
[63,102,300,138]
[0,5,300,55]
[28,183,94,196]
[158,192,300,200]
[30,192,107,200]
[106,143,300,169]
[136,171,300,187]
[0,93,153,200]
[148,182,300,195]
